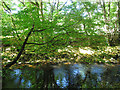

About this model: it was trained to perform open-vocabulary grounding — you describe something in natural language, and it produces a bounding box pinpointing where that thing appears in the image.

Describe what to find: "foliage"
[1,1,120,65]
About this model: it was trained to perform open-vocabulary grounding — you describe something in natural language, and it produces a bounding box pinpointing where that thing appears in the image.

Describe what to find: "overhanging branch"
[33,28,46,32]
[27,33,66,45]
[27,30,80,46]
[28,17,82,46]
[4,25,35,69]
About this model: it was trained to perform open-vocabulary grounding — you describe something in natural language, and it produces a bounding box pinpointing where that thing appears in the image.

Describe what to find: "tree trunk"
[40,0,44,21]
[4,25,34,69]
[118,2,120,42]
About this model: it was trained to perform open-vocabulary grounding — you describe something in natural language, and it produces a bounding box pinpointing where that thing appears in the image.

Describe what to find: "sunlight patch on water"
[13,69,21,76]
[54,67,69,88]
[70,64,87,80]
[56,77,68,88]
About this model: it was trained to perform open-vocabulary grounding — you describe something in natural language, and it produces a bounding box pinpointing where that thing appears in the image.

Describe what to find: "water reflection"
[90,64,106,82]
[3,63,120,88]
[70,64,87,80]
[54,66,69,88]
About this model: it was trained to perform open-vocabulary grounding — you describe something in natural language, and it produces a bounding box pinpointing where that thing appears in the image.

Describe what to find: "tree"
[98,1,119,46]
[2,1,112,68]
[118,2,120,44]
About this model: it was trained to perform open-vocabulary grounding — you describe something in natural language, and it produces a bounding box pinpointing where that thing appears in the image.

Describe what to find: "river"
[2,63,120,88]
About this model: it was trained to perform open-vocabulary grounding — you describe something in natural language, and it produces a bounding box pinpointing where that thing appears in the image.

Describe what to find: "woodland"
[1,0,120,88]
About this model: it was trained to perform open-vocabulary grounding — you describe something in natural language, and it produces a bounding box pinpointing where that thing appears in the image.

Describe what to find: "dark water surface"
[2,63,120,88]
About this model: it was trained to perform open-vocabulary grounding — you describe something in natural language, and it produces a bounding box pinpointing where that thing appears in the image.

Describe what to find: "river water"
[2,63,120,88]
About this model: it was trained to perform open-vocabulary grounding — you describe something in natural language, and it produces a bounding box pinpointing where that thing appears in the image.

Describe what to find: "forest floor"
[1,44,120,69]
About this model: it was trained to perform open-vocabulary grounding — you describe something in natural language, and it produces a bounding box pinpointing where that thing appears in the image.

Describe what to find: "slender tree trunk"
[101,1,115,46]
[4,25,34,69]
[118,2,120,41]
[40,0,44,21]
[102,1,107,22]
[57,0,59,15]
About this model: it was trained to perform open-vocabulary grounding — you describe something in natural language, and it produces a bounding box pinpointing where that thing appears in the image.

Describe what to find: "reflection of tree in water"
[2,64,120,88]
[86,65,106,88]
[53,64,88,88]
[41,67,59,88]
[31,68,44,88]
[101,65,120,88]
[53,66,69,88]
[20,66,59,88]
[68,64,88,88]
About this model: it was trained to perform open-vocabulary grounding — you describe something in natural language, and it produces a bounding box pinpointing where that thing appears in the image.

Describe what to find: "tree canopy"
[1,0,120,68]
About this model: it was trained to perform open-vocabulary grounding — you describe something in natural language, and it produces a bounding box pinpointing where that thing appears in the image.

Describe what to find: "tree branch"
[28,0,39,7]
[102,0,107,22]
[27,18,82,46]
[27,33,66,45]
[33,28,46,32]
[34,17,81,33]
[4,25,35,69]
[18,0,25,6]
[40,0,44,21]
[108,2,110,18]
[2,1,11,12]
[83,3,91,18]
[2,1,21,40]
[59,0,68,11]
[118,2,120,41]
[27,30,81,46]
